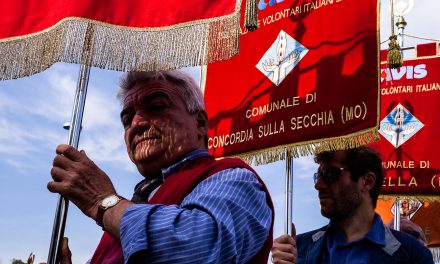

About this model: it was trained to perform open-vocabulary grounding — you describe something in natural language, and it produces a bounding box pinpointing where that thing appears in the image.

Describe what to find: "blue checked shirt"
[120,149,272,263]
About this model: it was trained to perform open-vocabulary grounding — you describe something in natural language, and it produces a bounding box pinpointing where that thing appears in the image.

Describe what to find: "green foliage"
[11,259,26,264]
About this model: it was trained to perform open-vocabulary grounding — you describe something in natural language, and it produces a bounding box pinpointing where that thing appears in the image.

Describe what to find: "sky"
[0,1,439,263]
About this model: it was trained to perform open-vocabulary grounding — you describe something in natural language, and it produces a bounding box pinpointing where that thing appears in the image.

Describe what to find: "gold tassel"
[387,35,403,68]
[245,0,258,31]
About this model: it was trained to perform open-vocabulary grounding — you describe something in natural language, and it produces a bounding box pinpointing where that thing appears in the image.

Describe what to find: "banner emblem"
[390,198,423,220]
[379,103,424,148]
[256,30,308,86]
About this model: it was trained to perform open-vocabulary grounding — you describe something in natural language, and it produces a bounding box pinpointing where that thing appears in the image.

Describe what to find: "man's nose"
[314,177,326,191]
[131,111,150,131]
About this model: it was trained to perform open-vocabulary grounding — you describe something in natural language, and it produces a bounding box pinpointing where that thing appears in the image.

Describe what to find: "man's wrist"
[96,194,124,229]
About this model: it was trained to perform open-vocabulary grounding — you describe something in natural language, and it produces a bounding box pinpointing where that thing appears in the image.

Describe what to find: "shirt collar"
[364,213,386,246]
[328,213,386,246]
[161,149,210,181]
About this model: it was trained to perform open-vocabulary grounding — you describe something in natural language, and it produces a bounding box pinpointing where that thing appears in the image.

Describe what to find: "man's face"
[120,80,204,177]
[314,151,362,222]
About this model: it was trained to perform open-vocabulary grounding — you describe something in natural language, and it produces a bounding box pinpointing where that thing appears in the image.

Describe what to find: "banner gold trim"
[0,9,243,80]
[231,127,380,166]
[379,195,440,203]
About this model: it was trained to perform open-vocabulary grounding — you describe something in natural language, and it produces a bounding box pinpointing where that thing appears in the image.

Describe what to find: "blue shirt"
[322,214,386,264]
[119,149,272,263]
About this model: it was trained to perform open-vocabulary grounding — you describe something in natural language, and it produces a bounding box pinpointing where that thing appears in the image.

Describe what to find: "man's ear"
[361,172,376,193]
[194,110,208,132]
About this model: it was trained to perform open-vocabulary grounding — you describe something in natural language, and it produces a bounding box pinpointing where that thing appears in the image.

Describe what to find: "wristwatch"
[96,194,123,229]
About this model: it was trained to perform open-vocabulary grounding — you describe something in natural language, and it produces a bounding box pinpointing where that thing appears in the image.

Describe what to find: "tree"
[11,259,26,264]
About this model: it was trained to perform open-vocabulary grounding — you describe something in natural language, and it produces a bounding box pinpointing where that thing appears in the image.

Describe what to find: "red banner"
[416,42,439,58]
[378,53,440,195]
[0,0,248,80]
[204,0,379,163]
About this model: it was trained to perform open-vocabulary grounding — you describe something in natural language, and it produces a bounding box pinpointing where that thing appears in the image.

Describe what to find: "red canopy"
[0,0,256,80]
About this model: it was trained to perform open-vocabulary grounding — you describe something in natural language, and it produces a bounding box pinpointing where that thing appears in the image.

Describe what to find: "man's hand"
[271,224,297,264]
[59,237,72,264]
[48,144,117,220]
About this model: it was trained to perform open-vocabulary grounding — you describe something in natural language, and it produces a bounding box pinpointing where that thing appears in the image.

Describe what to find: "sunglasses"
[313,166,349,184]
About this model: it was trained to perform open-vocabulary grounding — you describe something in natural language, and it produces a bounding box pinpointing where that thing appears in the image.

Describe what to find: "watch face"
[102,195,119,207]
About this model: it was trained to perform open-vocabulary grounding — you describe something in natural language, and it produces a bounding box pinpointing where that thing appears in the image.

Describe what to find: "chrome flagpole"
[391,0,406,232]
[47,62,91,264]
[393,197,401,231]
[47,27,94,263]
[284,149,293,235]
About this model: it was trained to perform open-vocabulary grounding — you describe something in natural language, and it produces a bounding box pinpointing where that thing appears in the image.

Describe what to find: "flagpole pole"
[394,14,406,235]
[47,26,94,263]
[47,63,91,264]
[396,17,407,52]
[393,197,401,231]
[389,0,402,233]
[284,149,293,235]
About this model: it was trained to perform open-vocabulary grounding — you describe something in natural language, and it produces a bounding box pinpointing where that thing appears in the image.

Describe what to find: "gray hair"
[118,70,205,113]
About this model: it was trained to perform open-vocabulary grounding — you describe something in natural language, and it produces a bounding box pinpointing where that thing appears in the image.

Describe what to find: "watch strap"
[96,195,123,229]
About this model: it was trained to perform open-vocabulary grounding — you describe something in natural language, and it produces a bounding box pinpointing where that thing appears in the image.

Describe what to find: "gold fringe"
[387,35,403,68]
[245,0,258,31]
[0,13,241,80]
[206,12,240,65]
[379,195,440,203]
[431,247,440,263]
[231,127,379,166]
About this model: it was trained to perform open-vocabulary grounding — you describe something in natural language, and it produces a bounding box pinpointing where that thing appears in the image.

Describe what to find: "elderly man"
[387,218,428,246]
[271,146,433,264]
[48,70,273,263]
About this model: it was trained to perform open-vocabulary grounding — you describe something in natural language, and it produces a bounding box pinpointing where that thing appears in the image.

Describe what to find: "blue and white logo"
[256,30,308,86]
[379,103,424,148]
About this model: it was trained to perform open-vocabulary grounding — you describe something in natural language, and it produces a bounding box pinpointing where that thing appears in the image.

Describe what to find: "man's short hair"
[314,146,384,208]
[118,70,205,114]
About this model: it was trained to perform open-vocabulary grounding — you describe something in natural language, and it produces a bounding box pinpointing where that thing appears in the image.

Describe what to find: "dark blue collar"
[364,213,386,246]
[327,213,386,246]
[161,149,210,181]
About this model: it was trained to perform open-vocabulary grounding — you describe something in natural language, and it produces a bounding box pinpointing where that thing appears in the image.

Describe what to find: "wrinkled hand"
[48,144,117,220]
[271,224,297,264]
